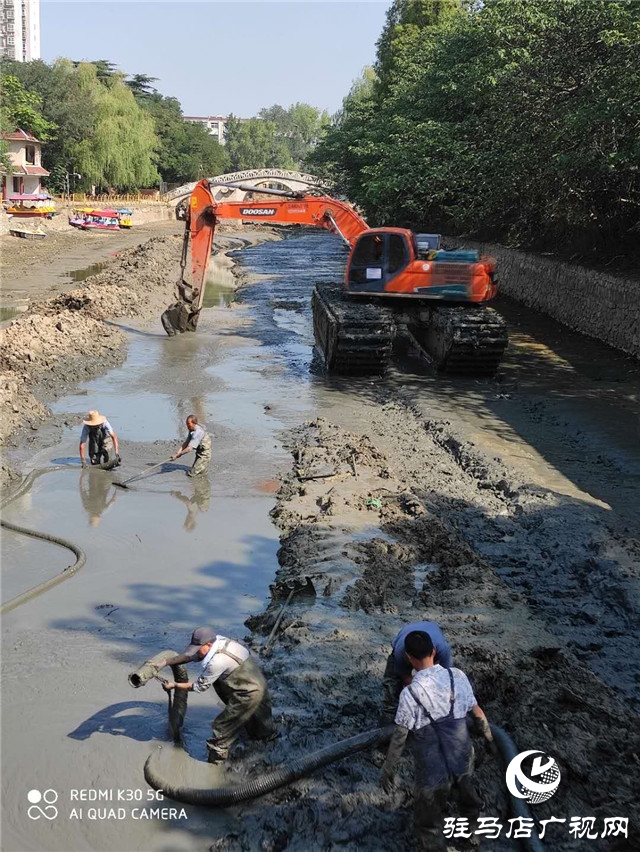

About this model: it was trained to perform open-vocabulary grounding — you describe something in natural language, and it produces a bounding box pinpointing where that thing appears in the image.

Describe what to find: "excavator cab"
[346,229,412,293]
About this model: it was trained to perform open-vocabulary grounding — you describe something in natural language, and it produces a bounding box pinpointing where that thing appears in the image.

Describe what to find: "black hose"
[144,717,544,852]
[1,466,87,614]
[490,724,545,852]
[144,725,395,806]
[128,651,190,742]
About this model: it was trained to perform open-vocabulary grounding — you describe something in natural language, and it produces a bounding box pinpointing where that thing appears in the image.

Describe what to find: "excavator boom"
[188,179,368,312]
[163,178,508,376]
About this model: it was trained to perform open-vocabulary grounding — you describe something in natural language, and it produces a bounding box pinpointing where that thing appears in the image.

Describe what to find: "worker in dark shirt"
[382,619,453,722]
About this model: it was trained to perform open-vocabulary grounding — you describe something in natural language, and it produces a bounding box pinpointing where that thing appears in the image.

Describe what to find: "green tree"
[258,102,330,167]
[225,115,295,171]
[311,0,640,260]
[2,58,160,190]
[126,73,159,98]
[71,62,159,189]
[134,93,228,183]
[308,67,380,199]
[0,74,56,139]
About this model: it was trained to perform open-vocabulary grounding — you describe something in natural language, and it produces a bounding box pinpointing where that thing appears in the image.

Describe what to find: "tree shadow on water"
[49,534,279,670]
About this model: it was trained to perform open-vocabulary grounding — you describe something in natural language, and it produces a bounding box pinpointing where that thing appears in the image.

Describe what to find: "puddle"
[202,276,236,308]
[64,261,108,283]
[0,305,21,322]
[51,333,187,443]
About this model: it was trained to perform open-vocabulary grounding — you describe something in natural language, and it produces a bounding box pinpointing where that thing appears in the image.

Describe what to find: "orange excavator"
[162,180,508,375]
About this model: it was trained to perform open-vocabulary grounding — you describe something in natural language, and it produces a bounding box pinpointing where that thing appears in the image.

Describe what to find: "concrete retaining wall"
[456,239,640,358]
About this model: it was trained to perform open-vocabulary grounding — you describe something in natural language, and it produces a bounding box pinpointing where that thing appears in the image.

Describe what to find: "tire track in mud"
[214,417,639,852]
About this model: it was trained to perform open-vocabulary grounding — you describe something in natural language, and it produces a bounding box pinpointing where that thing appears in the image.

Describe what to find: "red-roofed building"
[1,128,50,201]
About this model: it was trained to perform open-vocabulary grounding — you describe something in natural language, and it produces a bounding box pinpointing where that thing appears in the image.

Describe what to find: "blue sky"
[41,2,391,117]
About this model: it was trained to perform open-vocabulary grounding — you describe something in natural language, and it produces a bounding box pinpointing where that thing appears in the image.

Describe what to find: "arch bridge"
[165,169,333,205]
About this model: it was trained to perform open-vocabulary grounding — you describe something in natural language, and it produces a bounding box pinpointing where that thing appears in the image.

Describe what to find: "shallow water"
[65,261,108,283]
[3,229,639,851]
[0,233,347,852]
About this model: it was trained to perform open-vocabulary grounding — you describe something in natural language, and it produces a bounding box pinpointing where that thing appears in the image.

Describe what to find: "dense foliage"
[132,91,228,184]
[226,103,329,171]
[310,0,640,259]
[0,58,228,190]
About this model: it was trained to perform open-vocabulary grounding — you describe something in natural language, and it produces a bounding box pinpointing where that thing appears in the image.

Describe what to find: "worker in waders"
[380,631,494,850]
[381,620,453,723]
[79,410,120,468]
[171,414,211,477]
[160,626,276,764]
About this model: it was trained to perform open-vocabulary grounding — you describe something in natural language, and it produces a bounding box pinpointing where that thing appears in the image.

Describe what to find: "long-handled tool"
[264,576,316,651]
[113,457,174,489]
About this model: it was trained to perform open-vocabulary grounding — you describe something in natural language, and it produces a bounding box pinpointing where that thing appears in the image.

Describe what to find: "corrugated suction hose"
[491,725,545,852]
[144,725,395,806]
[143,711,544,851]
[1,466,87,614]
[128,651,189,742]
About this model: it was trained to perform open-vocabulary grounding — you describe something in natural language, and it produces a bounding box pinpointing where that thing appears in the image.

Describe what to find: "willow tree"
[72,63,158,189]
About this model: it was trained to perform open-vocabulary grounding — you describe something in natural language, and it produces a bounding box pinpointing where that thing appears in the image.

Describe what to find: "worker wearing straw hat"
[79,410,120,468]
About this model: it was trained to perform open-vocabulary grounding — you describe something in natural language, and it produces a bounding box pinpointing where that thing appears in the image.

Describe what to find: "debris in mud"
[228,416,640,851]
[0,311,125,451]
[271,299,305,312]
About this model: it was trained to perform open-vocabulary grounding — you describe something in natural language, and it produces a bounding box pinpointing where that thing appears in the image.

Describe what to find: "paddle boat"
[69,209,121,231]
[4,193,56,218]
[117,208,133,228]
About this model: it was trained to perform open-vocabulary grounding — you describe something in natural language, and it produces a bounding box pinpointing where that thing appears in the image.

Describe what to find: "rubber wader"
[206,653,274,763]
[408,670,483,836]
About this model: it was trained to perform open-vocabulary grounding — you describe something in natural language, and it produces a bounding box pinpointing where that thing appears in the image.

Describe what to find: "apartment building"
[1,0,40,62]
[183,115,253,146]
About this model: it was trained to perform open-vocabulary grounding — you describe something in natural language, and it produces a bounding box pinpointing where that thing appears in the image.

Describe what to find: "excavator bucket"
[161,181,216,336]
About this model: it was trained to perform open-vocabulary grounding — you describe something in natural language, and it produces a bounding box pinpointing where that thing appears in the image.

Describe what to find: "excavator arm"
[187,179,369,315]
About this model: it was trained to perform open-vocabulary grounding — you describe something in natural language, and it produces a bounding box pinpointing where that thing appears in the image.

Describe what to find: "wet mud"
[1,228,639,851]
[223,418,640,851]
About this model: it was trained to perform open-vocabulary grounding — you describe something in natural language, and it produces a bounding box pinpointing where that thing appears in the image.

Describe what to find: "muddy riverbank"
[1,219,181,314]
[0,224,280,484]
[1,229,638,852]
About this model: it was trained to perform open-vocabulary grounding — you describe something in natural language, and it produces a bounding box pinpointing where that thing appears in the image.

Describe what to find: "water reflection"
[65,262,108,283]
[79,468,117,527]
[169,474,211,532]
[0,305,21,322]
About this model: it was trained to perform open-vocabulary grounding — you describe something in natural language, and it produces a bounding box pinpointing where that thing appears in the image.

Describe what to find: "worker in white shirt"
[160,626,275,764]
[380,631,495,848]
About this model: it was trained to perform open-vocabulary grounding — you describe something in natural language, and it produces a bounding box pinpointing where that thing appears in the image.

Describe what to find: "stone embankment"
[456,238,640,358]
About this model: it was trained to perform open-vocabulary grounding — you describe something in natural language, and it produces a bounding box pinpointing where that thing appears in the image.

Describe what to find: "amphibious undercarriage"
[312,284,508,376]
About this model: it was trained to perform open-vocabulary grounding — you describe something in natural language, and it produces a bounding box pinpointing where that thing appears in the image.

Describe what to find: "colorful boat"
[69,209,121,231]
[117,208,133,228]
[5,193,56,218]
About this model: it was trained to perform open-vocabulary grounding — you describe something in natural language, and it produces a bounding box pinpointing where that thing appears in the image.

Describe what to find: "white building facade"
[1,129,50,200]
[183,115,253,146]
[1,0,40,62]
